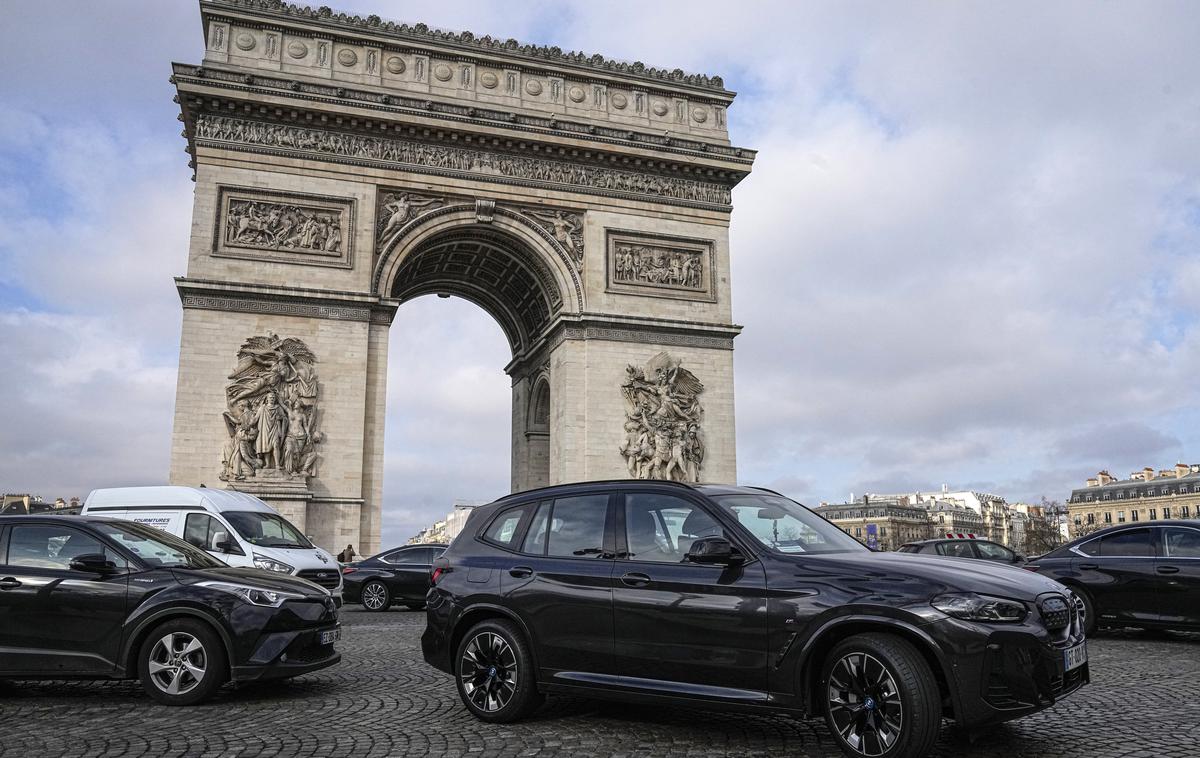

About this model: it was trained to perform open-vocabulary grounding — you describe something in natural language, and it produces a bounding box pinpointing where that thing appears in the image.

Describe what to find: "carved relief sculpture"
[220,334,323,483]
[376,190,446,248]
[524,208,584,268]
[195,114,733,207]
[620,352,705,482]
[215,187,354,268]
[606,230,714,301]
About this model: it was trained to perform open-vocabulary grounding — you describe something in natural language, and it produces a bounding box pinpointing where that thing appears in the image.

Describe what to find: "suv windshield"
[93,520,225,569]
[225,511,312,549]
[714,494,867,555]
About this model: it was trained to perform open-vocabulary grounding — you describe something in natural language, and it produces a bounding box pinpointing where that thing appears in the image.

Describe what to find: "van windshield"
[225,511,312,549]
[713,494,867,555]
[93,521,225,569]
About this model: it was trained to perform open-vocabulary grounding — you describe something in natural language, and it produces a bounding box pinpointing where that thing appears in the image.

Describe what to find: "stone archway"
[167,0,755,555]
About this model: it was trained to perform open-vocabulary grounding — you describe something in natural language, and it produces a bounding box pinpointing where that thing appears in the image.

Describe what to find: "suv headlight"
[253,553,294,574]
[931,592,1028,623]
[197,580,304,608]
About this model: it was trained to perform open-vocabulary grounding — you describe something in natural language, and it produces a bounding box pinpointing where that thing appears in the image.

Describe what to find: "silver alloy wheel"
[147,632,207,696]
[363,582,387,610]
[459,632,518,713]
[827,652,904,756]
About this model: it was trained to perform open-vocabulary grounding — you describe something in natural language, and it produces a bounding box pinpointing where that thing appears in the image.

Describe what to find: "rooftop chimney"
[1097,470,1114,485]
[1144,467,1156,481]
[1176,463,1189,478]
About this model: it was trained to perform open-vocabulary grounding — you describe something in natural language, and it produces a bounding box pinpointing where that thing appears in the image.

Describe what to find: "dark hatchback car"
[342,543,447,611]
[0,515,341,705]
[423,481,1088,758]
[898,536,1026,565]
[1025,520,1200,634]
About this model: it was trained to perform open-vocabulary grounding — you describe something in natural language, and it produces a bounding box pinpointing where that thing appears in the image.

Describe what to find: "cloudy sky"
[3,1,1199,548]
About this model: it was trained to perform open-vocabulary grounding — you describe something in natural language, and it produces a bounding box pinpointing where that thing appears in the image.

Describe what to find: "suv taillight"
[431,567,445,584]
[342,567,356,574]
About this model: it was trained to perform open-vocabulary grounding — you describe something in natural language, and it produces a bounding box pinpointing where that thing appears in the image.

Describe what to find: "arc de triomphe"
[167,0,756,554]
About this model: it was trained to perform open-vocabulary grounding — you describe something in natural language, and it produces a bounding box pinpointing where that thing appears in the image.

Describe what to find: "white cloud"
[3,1,1200,545]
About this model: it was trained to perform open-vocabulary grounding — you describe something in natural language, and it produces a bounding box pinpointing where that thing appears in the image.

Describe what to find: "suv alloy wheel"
[454,619,543,723]
[821,634,941,758]
[138,618,227,705]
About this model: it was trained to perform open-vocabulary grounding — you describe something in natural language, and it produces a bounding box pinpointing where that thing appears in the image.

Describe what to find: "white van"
[82,486,342,601]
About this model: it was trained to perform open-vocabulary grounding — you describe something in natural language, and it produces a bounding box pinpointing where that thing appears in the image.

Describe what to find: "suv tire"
[820,633,941,758]
[454,618,543,723]
[362,580,390,611]
[1074,588,1097,636]
[137,618,227,706]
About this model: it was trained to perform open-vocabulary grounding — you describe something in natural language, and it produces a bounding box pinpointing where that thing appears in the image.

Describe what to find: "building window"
[1118,511,1126,523]
[880,527,887,537]
[1150,509,1157,520]
[1183,506,1191,518]
[1131,510,1139,522]
[1163,507,1171,519]
[1074,515,1082,526]
[855,527,862,537]
[1103,512,1112,523]
[1086,513,1095,525]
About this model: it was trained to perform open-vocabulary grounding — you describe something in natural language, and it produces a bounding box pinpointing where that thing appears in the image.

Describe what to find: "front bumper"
[231,622,342,682]
[931,611,1089,728]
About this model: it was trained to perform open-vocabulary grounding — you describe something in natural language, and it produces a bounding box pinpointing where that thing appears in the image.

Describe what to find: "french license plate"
[319,627,341,646]
[1063,641,1087,672]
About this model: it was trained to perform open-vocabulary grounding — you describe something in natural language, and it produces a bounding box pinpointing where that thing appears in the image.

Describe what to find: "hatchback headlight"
[253,553,294,574]
[931,592,1027,623]
[196,580,304,608]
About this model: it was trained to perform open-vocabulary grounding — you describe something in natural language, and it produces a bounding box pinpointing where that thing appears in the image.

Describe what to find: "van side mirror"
[70,554,118,574]
[210,530,244,556]
[686,536,742,565]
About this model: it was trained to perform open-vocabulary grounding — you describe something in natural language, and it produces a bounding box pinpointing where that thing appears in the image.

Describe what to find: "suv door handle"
[1078,563,1099,570]
[0,577,21,590]
[1157,566,1180,574]
[621,572,651,587]
[508,566,533,579]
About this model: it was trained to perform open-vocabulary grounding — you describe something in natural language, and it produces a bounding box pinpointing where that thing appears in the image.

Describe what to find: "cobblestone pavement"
[1,609,1198,758]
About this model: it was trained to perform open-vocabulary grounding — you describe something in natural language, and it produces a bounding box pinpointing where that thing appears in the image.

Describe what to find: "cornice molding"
[176,277,397,324]
[202,0,731,93]
[173,65,755,166]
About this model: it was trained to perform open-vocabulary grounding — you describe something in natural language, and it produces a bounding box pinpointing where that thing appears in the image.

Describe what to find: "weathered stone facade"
[168,0,755,555]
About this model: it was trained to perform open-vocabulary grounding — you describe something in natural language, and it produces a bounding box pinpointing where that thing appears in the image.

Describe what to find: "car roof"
[84,486,273,514]
[1065,519,1200,545]
[0,514,138,525]
[903,536,998,546]
[485,480,784,507]
[383,543,448,550]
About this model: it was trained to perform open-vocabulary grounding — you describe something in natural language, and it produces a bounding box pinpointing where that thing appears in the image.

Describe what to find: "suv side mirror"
[1013,554,1026,563]
[686,536,742,565]
[70,553,117,574]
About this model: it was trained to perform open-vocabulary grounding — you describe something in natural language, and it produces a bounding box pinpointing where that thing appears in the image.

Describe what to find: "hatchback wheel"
[454,619,543,723]
[361,581,390,611]
[138,619,226,705]
[821,633,941,758]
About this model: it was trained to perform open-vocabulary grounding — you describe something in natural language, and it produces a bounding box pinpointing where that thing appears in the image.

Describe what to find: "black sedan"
[0,515,340,705]
[1025,520,1200,634]
[897,536,1027,565]
[342,543,447,611]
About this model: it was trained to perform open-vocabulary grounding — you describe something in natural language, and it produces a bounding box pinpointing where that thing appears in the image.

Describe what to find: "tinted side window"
[483,505,530,549]
[624,493,720,563]
[976,542,1014,561]
[937,541,976,559]
[1100,529,1152,557]
[546,495,609,558]
[384,549,424,564]
[6,525,106,570]
[1076,538,1101,556]
[1163,527,1200,558]
[521,502,551,555]
[184,513,222,550]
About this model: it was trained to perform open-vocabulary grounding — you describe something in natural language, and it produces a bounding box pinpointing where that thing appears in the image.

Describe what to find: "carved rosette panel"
[375,190,449,250]
[619,352,705,483]
[606,230,715,301]
[215,187,354,268]
[220,334,323,484]
[520,207,585,269]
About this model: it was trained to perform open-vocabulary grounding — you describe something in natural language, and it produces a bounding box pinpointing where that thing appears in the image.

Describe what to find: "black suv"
[423,482,1088,758]
[0,515,341,705]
